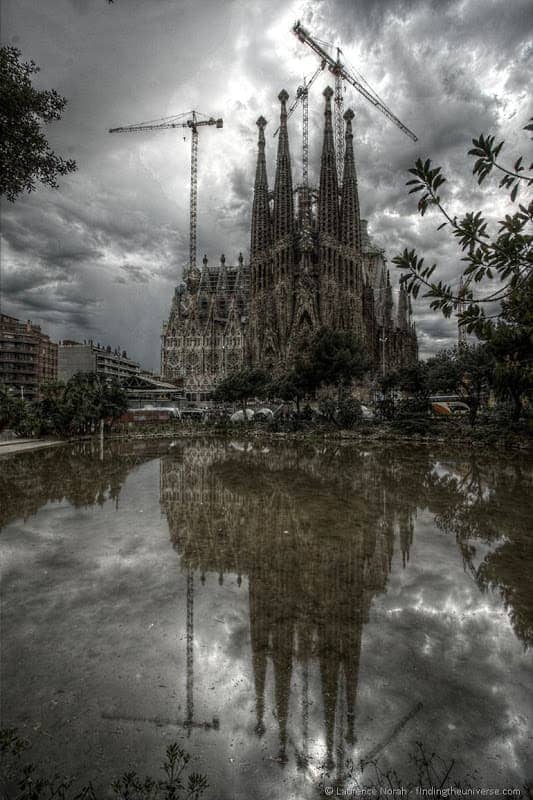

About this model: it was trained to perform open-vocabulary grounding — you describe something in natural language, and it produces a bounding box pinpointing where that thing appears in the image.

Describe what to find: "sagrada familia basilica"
[161,87,418,399]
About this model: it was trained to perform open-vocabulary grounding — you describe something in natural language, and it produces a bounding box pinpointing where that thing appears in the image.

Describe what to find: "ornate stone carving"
[161,88,418,396]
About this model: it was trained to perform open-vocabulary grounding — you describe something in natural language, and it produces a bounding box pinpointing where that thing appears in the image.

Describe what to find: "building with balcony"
[0,314,58,400]
[58,340,140,385]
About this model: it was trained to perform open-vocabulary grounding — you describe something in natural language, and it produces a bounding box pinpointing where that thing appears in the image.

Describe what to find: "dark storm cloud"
[118,264,151,284]
[1,266,72,295]
[1,0,530,365]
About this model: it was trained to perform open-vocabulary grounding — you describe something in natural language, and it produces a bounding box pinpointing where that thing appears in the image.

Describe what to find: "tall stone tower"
[247,86,417,375]
[161,84,417,398]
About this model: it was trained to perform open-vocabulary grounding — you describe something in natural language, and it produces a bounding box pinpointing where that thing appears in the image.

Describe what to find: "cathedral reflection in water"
[159,440,421,768]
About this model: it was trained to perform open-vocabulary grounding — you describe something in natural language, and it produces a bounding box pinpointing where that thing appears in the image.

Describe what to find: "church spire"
[340,109,362,250]
[250,116,271,258]
[318,86,339,238]
[272,90,294,241]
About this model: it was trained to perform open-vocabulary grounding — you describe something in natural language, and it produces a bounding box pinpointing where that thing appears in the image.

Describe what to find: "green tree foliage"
[0,388,26,433]
[269,366,312,413]
[212,367,270,415]
[485,272,533,420]
[0,46,76,202]
[378,362,430,418]
[337,397,363,427]
[396,362,429,401]
[392,118,532,339]
[426,344,493,426]
[302,327,370,399]
[268,328,369,414]
[36,380,69,435]
[61,373,128,434]
[1,374,128,437]
[378,369,400,396]
[393,120,532,420]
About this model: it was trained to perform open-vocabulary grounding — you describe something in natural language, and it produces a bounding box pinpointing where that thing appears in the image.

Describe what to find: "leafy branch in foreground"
[393,118,532,337]
[0,46,77,201]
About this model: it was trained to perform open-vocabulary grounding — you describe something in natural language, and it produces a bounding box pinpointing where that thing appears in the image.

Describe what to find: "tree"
[427,344,493,426]
[0,387,27,434]
[37,380,69,435]
[396,362,429,401]
[426,350,461,394]
[269,365,313,414]
[212,367,269,417]
[303,327,370,400]
[392,118,532,339]
[0,374,128,437]
[378,369,400,396]
[378,363,429,419]
[486,276,533,420]
[337,397,363,427]
[0,46,76,202]
[61,373,128,434]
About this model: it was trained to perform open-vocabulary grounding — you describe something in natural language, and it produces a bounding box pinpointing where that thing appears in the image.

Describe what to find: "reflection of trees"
[160,441,423,769]
[160,440,533,769]
[0,440,167,529]
[426,454,533,647]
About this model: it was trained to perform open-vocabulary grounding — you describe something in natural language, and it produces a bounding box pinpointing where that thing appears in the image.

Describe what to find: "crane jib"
[108,109,224,271]
[291,20,417,142]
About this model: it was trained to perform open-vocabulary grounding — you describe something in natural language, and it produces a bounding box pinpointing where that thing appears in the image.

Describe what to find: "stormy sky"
[1,0,531,370]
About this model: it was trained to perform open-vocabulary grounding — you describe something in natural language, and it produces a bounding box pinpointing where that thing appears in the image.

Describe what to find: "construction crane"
[292,21,418,179]
[273,62,325,189]
[100,567,219,734]
[109,111,223,272]
[273,63,325,229]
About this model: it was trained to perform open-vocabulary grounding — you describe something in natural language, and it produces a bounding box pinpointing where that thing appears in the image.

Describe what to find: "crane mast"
[189,113,199,273]
[273,63,324,227]
[292,21,418,146]
[300,78,312,227]
[334,70,344,181]
[273,62,324,187]
[109,111,223,273]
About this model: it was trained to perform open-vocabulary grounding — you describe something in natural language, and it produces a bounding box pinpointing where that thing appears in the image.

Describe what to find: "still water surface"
[1,439,532,797]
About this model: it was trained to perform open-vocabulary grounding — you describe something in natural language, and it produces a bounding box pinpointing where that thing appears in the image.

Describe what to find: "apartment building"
[0,314,58,399]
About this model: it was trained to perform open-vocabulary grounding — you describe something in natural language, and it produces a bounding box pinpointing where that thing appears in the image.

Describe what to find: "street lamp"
[379,333,388,377]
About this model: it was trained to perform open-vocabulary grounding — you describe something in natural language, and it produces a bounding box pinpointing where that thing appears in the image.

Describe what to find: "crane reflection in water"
[159,440,532,778]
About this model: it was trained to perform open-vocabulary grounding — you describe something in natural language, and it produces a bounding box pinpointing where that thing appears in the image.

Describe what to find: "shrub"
[391,415,433,436]
[337,398,363,428]
[0,728,208,800]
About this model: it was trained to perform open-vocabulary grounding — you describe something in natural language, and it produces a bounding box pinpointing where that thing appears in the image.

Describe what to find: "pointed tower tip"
[323,85,334,100]
[278,89,289,103]
[344,108,355,121]
[256,116,267,129]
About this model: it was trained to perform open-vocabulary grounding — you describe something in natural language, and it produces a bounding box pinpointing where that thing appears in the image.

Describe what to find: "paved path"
[0,438,65,456]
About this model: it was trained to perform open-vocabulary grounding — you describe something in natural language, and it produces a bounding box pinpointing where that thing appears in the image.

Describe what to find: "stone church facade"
[161,87,417,398]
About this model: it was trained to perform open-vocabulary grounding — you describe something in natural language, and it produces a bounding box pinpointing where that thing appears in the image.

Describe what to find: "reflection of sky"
[359,513,532,784]
[1,447,532,798]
